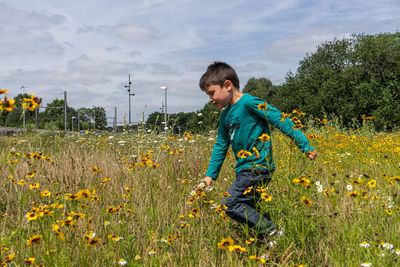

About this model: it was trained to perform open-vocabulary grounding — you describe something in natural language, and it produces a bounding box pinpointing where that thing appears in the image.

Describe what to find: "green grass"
[0,125,399,266]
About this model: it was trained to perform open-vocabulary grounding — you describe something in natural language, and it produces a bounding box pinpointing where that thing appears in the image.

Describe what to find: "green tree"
[273,32,400,130]
[243,77,275,101]
[0,93,34,127]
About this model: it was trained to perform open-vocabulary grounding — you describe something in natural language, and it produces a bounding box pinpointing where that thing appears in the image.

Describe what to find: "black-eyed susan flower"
[26,234,43,245]
[245,238,255,244]
[4,252,15,263]
[257,102,267,110]
[243,186,253,195]
[90,166,103,173]
[219,192,231,198]
[301,196,312,207]
[108,234,123,242]
[237,150,252,158]
[261,193,272,202]
[29,183,40,190]
[217,237,234,250]
[87,237,101,246]
[252,147,260,158]
[228,245,248,253]
[0,96,16,112]
[258,133,270,143]
[385,209,392,215]
[40,190,51,197]
[52,224,65,240]
[76,189,91,201]
[26,212,38,221]
[347,191,360,197]
[367,179,376,188]
[249,255,266,263]
[23,258,35,265]
[180,223,190,228]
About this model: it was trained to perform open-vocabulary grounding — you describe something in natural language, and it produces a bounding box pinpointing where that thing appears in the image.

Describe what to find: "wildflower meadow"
[0,114,399,267]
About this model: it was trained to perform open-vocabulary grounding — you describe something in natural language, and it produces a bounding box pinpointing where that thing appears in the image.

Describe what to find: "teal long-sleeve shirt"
[206,93,314,180]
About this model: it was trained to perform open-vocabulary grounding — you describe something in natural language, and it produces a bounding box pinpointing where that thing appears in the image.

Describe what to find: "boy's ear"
[224,80,233,91]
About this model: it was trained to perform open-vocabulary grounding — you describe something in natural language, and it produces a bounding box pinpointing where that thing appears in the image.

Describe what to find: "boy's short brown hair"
[199,62,240,91]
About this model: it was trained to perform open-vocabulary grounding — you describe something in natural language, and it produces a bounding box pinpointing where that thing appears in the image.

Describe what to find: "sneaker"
[258,227,284,247]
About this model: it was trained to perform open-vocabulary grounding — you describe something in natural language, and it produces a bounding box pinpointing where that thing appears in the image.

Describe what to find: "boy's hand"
[307,150,317,160]
[203,176,213,186]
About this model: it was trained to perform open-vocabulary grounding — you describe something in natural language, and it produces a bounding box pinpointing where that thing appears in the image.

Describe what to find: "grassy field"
[0,122,399,266]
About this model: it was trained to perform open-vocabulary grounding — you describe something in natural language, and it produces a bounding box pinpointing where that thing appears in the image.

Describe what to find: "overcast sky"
[1,0,399,124]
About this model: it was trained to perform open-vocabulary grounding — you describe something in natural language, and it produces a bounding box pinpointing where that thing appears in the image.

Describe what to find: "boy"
[199,62,317,240]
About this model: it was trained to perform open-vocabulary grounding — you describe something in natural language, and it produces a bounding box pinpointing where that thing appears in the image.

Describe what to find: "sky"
[1,0,399,125]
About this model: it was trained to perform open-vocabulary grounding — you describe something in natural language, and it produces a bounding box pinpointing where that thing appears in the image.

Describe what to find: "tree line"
[147,32,400,132]
[3,32,399,133]
[0,94,107,130]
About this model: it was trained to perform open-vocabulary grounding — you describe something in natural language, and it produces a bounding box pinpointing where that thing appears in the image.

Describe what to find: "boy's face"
[205,81,232,109]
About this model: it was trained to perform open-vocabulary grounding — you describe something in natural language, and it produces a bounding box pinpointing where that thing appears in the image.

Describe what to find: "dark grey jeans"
[222,168,275,235]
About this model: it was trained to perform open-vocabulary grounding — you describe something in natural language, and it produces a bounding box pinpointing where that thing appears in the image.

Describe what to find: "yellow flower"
[389,176,400,181]
[26,212,38,221]
[108,234,123,242]
[252,147,260,158]
[258,133,270,143]
[180,223,190,228]
[301,196,312,207]
[24,258,35,265]
[249,255,266,263]
[76,189,92,201]
[243,186,253,195]
[257,102,268,110]
[0,88,7,94]
[0,96,16,112]
[40,190,51,197]
[87,237,101,246]
[237,150,252,158]
[4,252,15,263]
[220,192,231,198]
[218,237,234,250]
[29,183,40,190]
[228,245,248,253]
[347,191,360,197]
[26,234,43,245]
[367,179,376,188]
[261,193,272,202]
[90,166,103,173]
[52,224,65,240]
[385,209,392,215]
[245,238,255,244]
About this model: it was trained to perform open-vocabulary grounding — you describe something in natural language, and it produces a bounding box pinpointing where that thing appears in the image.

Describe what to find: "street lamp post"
[124,74,135,127]
[20,85,28,129]
[160,86,167,134]
[72,116,76,131]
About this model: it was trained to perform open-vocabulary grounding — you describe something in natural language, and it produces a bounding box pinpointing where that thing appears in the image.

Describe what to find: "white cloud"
[0,28,65,56]
[0,2,65,30]
[113,24,159,42]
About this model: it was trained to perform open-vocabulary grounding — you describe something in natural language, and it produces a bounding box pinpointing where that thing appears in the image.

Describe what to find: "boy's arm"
[205,115,230,181]
[250,100,315,155]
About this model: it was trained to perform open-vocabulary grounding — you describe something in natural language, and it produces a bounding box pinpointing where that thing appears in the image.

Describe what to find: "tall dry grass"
[0,124,399,266]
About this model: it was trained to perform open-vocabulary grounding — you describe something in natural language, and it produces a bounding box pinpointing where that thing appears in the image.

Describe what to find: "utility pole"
[160,86,167,135]
[124,74,135,126]
[77,112,80,132]
[114,107,117,133]
[20,85,27,129]
[64,91,67,133]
